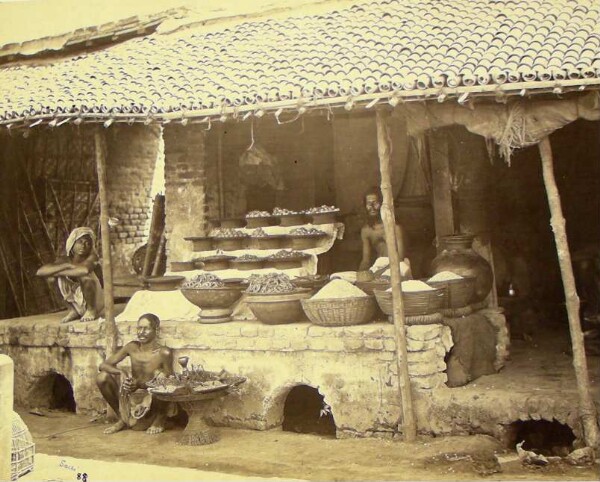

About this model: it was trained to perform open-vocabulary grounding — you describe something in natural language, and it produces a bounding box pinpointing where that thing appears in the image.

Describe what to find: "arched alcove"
[503,419,576,456]
[282,385,336,437]
[27,372,76,412]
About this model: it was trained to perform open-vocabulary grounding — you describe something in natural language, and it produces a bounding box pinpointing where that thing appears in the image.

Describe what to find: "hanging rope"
[246,120,255,151]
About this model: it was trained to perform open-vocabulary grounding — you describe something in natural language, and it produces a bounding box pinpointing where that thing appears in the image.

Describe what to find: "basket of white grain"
[301,279,376,326]
[426,271,476,309]
[374,280,445,317]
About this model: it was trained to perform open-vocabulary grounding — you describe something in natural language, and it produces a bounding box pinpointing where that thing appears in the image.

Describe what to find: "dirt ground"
[18,410,599,481]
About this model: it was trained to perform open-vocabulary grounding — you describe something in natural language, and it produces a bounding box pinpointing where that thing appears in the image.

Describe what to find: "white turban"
[66,227,95,256]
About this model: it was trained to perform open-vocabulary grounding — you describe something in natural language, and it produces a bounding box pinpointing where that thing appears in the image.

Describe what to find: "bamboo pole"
[376,109,417,442]
[94,128,118,358]
[217,124,225,219]
[538,136,599,449]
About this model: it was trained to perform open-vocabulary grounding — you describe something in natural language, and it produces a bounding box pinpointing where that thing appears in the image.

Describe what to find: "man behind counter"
[359,187,411,277]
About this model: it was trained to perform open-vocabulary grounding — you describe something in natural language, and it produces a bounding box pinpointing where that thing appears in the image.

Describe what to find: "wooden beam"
[94,128,118,358]
[538,136,599,449]
[376,109,417,442]
[428,129,455,251]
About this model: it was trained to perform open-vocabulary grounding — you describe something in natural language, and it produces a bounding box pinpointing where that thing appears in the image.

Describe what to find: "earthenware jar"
[430,234,493,303]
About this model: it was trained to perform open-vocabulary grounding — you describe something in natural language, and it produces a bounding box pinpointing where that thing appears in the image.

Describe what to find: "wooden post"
[376,110,417,442]
[217,124,225,219]
[539,136,599,449]
[94,128,118,358]
[428,129,455,252]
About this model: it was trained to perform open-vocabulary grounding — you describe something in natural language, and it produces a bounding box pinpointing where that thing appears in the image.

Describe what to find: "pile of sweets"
[312,279,369,299]
[304,205,340,214]
[427,271,463,282]
[182,273,225,289]
[246,273,296,294]
[246,210,271,218]
[289,227,326,236]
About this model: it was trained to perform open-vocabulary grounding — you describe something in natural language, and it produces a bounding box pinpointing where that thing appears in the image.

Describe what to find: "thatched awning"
[402,91,600,162]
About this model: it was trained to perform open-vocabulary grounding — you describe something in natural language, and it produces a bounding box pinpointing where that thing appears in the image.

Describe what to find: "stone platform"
[0,311,452,438]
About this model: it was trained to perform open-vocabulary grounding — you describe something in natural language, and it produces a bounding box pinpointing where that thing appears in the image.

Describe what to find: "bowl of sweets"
[304,205,340,225]
[244,273,311,324]
[266,249,310,269]
[273,207,307,227]
[180,273,244,323]
[287,227,328,250]
[245,210,276,228]
[212,228,249,251]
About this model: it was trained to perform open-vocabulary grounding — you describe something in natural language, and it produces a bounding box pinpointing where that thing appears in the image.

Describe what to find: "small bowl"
[293,275,330,292]
[277,213,307,227]
[213,237,248,251]
[267,254,310,270]
[249,235,286,250]
[245,216,275,229]
[184,237,214,252]
[309,211,339,225]
[219,218,246,229]
[288,233,328,250]
[230,258,266,271]
[170,261,196,272]
[195,255,234,271]
[145,276,185,291]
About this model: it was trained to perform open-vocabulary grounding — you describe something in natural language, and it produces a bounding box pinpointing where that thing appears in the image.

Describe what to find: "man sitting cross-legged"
[96,313,175,435]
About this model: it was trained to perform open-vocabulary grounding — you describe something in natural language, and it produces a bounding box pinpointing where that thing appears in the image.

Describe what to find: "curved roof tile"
[1,0,600,124]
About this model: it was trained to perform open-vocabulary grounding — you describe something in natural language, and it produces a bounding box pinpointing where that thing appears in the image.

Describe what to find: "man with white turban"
[37,227,104,323]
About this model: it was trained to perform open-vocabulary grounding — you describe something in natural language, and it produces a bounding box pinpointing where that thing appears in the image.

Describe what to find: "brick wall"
[105,125,161,278]
[163,125,209,263]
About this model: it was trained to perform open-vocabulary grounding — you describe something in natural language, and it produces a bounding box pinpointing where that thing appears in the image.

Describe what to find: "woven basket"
[427,276,476,309]
[399,312,444,325]
[301,296,376,326]
[374,288,445,316]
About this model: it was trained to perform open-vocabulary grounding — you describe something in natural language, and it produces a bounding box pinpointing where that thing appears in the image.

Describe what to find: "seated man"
[36,227,104,323]
[96,313,174,435]
[359,187,411,278]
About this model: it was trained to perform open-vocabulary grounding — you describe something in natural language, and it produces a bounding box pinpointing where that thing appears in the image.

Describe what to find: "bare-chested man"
[96,313,174,435]
[359,188,407,272]
[36,227,104,323]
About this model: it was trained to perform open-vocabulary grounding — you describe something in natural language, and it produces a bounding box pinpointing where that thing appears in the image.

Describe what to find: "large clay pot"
[430,234,493,303]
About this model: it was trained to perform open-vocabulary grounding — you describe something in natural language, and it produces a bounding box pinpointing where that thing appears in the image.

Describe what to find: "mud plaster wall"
[0,317,453,438]
[105,125,161,279]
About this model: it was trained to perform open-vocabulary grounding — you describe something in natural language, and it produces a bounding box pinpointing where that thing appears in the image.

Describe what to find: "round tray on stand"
[152,387,229,446]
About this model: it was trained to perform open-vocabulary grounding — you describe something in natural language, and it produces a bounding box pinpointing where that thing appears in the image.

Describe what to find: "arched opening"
[503,420,576,456]
[282,385,336,437]
[27,372,76,412]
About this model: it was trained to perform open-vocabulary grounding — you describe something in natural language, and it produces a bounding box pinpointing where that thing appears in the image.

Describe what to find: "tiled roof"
[1,0,600,126]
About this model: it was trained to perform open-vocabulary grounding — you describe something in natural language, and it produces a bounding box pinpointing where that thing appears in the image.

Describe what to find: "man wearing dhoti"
[37,227,104,323]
